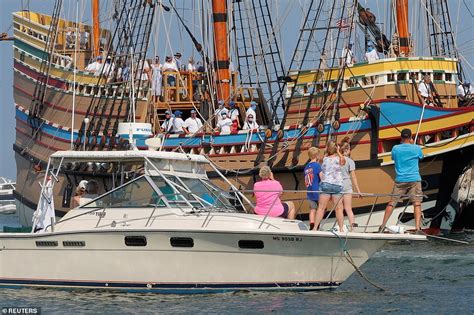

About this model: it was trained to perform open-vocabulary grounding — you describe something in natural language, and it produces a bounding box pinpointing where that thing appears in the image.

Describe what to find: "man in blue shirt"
[380,128,424,233]
[304,147,322,230]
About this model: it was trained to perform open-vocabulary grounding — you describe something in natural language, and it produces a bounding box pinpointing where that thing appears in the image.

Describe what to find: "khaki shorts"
[389,181,423,204]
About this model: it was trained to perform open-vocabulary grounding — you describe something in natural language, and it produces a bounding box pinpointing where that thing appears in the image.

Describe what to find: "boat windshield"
[82,175,238,210]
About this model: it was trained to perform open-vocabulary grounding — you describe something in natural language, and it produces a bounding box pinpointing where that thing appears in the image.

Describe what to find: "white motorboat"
[0,177,16,214]
[0,151,425,293]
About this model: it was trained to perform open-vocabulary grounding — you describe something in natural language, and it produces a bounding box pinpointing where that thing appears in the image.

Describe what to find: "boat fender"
[265,128,272,138]
[386,225,405,234]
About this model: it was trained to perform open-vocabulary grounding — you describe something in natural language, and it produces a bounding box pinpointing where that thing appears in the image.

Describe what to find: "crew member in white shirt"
[228,101,240,130]
[187,57,196,72]
[418,75,438,106]
[151,56,163,102]
[243,113,259,130]
[171,110,185,134]
[162,56,178,87]
[85,55,103,75]
[215,112,233,134]
[160,110,173,133]
[183,110,203,134]
[174,52,183,70]
[246,101,257,122]
[365,44,379,62]
[457,81,472,106]
[215,100,228,124]
[341,44,355,66]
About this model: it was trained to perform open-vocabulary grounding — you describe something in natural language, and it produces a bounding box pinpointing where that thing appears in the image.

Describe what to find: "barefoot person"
[312,141,346,231]
[340,141,362,230]
[253,166,296,219]
[380,128,424,233]
[304,147,322,230]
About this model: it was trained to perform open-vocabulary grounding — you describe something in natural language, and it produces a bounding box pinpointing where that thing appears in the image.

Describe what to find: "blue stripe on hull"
[0,279,340,294]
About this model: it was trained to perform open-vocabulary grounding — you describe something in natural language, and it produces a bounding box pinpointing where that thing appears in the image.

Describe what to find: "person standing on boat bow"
[312,141,346,231]
[380,128,424,233]
[304,147,322,230]
[253,166,296,220]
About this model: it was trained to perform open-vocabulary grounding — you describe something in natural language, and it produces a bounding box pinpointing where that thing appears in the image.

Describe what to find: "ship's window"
[170,237,194,248]
[397,73,407,81]
[445,73,452,82]
[124,236,147,246]
[238,240,264,249]
[63,241,86,247]
[387,74,395,82]
[35,241,58,247]
[433,72,443,81]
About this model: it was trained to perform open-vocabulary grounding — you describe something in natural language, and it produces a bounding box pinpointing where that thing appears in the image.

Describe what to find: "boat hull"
[0,229,385,293]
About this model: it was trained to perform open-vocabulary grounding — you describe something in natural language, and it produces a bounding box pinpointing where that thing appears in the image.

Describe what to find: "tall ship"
[3,0,473,232]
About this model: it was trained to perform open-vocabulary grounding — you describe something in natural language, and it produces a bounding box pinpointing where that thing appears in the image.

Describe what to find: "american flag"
[336,18,351,30]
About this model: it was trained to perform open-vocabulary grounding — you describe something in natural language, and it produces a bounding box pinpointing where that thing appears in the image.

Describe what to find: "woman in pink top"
[253,166,296,219]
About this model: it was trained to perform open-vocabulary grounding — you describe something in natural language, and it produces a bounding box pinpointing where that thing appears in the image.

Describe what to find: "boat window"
[82,176,169,208]
[170,237,194,248]
[238,240,264,249]
[124,236,147,246]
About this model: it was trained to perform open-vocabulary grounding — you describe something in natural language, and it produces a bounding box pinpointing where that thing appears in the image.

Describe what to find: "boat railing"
[239,189,427,232]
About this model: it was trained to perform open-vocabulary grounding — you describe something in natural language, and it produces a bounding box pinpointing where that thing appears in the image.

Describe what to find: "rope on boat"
[330,230,385,291]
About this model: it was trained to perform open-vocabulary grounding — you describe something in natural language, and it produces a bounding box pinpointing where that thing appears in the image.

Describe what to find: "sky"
[0,0,473,180]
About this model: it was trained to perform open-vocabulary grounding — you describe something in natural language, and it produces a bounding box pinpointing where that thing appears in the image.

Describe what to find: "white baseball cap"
[78,180,88,190]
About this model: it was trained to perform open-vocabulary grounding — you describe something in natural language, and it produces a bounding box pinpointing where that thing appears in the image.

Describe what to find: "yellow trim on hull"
[14,49,101,85]
[379,111,474,139]
[380,133,474,165]
[291,58,458,84]
[13,14,49,36]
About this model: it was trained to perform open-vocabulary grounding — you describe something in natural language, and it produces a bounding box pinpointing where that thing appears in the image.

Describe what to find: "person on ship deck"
[183,109,203,135]
[85,55,103,75]
[418,75,440,107]
[457,81,472,107]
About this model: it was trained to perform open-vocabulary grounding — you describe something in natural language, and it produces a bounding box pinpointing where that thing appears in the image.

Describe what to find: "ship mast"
[92,0,100,57]
[395,0,410,56]
[211,0,230,103]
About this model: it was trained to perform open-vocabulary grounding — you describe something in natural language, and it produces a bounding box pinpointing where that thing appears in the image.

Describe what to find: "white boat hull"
[0,229,388,293]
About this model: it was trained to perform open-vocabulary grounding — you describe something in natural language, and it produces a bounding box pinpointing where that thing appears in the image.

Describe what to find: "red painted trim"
[14,85,134,119]
[15,127,64,152]
[381,121,472,140]
[14,61,67,89]
[378,111,473,132]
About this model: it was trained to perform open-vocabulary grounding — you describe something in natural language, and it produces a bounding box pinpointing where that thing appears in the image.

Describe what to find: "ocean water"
[0,213,473,314]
